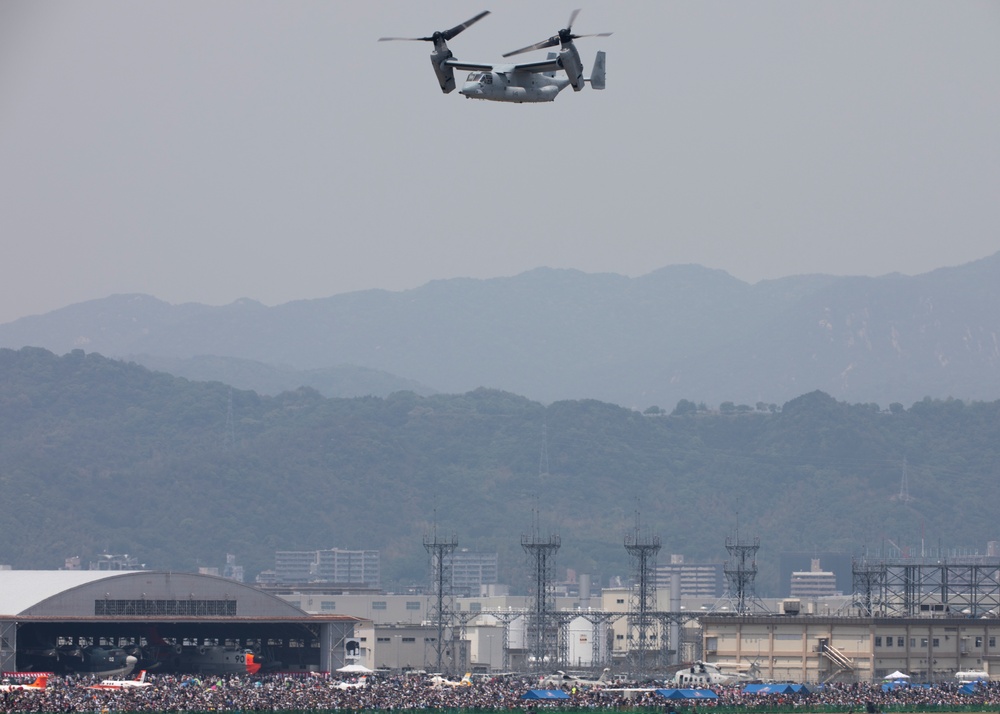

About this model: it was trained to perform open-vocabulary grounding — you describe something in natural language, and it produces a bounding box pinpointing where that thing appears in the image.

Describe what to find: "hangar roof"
[0,571,314,620]
[0,570,130,616]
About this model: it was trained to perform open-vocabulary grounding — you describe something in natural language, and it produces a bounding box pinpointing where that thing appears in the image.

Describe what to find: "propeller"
[503,9,611,57]
[378,10,491,44]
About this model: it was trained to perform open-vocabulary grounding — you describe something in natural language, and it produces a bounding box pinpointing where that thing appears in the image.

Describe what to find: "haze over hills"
[2,347,1000,595]
[1,254,999,407]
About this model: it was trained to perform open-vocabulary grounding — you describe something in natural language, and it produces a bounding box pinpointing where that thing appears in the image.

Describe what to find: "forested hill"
[2,347,999,595]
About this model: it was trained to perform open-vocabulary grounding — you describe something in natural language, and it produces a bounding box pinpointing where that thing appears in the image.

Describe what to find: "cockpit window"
[467,72,480,81]
[482,73,492,84]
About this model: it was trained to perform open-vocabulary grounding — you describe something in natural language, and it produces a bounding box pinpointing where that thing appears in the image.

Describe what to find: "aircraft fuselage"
[459,70,569,103]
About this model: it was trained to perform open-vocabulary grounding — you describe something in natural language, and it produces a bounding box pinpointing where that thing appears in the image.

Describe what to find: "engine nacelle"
[559,45,585,91]
[430,49,457,93]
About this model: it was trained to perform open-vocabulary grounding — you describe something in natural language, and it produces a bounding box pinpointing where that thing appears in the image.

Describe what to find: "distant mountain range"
[2,253,999,407]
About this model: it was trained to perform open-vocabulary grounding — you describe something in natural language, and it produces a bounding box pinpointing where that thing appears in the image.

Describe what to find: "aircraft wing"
[443,58,563,73]
[509,58,562,73]
[443,59,496,72]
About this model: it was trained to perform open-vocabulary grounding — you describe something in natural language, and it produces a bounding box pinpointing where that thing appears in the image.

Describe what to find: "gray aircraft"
[379,10,609,103]
[539,667,612,689]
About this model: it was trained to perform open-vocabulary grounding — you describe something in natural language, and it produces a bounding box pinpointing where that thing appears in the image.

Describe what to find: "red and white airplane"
[0,675,48,692]
[88,670,152,690]
[334,676,368,690]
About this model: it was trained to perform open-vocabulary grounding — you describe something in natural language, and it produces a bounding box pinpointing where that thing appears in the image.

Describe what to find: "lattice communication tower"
[624,518,661,674]
[424,530,458,674]
[522,530,561,669]
[723,529,766,614]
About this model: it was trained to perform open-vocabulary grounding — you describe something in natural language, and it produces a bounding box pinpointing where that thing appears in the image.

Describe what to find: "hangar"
[0,570,363,675]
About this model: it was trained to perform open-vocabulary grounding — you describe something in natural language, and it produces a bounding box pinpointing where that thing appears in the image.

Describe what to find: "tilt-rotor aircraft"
[379,10,610,103]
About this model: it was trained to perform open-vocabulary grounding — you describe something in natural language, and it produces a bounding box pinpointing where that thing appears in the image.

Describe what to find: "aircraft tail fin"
[137,670,147,683]
[461,672,472,685]
[598,668,611,683]
[32,676,48,689]
[586,51,606,90]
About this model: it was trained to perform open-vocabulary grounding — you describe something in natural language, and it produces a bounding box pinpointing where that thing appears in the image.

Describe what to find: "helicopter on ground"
[379,10,610,103]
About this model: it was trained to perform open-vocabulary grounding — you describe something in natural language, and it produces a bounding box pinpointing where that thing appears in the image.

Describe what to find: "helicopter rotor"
[378,10,491,44]
[502,9,611,58]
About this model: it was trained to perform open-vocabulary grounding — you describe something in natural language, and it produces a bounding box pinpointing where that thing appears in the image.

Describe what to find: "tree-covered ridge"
[1,347,998,595]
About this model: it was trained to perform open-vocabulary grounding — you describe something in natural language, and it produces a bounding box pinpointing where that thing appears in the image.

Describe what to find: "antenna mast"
[722,516,766,614]
[424,525,458,674]
[522,511,560,670]
[624,511,661,675]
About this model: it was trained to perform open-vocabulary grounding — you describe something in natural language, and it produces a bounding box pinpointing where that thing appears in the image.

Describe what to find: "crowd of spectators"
[1,672,999,713]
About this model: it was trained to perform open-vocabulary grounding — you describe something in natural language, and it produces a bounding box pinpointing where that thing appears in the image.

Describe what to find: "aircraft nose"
[460,83,482,97]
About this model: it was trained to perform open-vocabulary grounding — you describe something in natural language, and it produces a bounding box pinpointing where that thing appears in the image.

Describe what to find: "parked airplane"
[334,676,369,690]
[173,646,262,675]
[0,675,47,692]
[140,627,268,675]
[671,661,756,687]
[88,670,153,690]
[540,668,612,689]
[19,644,137,677]
[602,684,659,699]
[956,670,990,683]
[429,672,472,688]
[25,645,138,677]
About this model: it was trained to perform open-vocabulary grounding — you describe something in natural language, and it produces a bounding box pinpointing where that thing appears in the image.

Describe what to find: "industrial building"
[0,570,362,674]
[701,613,1000,683]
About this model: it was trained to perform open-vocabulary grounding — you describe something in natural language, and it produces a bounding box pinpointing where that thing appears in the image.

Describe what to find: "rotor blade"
[378,11,488,44]
[442,10,491,41]
[570,32,613,40]
[502,37,559,58]
[566,9,580,32]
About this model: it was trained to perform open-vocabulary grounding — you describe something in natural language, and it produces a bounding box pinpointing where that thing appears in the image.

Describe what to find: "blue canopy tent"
[742,684,798,695]
[523,690,571,700]
[959,682,984,695]
[656,689,720,700]
[881,681,910,692]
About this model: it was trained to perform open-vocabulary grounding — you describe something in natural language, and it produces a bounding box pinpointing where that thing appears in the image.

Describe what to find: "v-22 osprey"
[379,9,610,103]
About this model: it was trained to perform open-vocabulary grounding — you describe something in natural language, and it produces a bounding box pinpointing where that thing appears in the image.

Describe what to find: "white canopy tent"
[337,663,374,674]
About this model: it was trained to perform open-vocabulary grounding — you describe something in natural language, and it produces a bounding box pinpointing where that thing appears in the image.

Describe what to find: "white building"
[274,549,380,588]
[790,559,839,598]
[656,555,724,598]
[445,550,498,596]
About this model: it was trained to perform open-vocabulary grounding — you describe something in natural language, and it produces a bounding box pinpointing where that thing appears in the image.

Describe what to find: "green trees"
[2,347,1000,594]
[671,399,697,416]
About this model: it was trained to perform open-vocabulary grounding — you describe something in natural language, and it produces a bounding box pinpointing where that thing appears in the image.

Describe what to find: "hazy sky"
[1,1,998,324]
